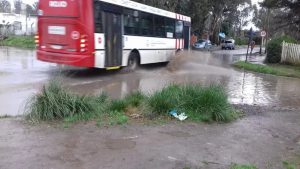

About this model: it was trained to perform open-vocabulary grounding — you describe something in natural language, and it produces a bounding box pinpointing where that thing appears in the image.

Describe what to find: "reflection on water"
[1,47,300,116]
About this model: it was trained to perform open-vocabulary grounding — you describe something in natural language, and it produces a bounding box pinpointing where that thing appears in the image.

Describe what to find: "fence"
[281,41,300,65]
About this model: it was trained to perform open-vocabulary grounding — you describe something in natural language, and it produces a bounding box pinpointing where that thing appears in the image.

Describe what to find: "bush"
[235,37,248,45]
[266,36,297,63]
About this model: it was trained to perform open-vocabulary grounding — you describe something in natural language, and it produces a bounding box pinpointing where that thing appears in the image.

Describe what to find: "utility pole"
[265,8,270,54]
[246,27,253,62]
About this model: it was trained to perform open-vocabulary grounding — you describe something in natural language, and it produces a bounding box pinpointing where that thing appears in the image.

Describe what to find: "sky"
[245,0,263,30]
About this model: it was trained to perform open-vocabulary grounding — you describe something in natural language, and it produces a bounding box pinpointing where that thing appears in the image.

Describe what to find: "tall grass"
[25,81,237,123]
[146,85,236,122]
[25,81,107,122]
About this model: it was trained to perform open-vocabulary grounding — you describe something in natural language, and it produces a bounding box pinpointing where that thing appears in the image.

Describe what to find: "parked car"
[193,39,212,50]
[221,39,235,50]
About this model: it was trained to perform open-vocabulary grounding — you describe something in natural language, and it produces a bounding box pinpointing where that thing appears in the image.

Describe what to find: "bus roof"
[98,0,191,22]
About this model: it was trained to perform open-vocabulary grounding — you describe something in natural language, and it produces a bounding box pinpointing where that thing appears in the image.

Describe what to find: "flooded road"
[1,47,300,116]
[1,47,300,169]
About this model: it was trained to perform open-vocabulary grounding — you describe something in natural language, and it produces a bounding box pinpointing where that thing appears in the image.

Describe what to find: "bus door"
[183,22,191,49]
[103,12,123,67]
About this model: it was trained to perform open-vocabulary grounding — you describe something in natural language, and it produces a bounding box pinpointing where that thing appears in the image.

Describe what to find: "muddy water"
[0,47,300,116]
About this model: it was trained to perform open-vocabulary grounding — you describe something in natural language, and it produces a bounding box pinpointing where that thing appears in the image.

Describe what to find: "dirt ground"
[1,107,300,169]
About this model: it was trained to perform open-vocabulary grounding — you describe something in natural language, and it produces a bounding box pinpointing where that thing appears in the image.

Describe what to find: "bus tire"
[122,52,139,73]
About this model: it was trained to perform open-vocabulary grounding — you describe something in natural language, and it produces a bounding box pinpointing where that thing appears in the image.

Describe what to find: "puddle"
[1,47,300,116]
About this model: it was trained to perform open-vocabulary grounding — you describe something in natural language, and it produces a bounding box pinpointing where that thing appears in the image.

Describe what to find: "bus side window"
[175,20,183,39]
[154,15,165,38]
[165,18,175,38]
[140,12,154,37]
[124,9,140,36]
[94,2,103,33]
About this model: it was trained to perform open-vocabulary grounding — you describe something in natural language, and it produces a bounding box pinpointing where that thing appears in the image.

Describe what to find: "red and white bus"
[36,0,191,70]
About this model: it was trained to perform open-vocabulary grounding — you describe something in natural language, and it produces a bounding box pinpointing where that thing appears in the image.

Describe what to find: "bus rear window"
[39,0,79,17]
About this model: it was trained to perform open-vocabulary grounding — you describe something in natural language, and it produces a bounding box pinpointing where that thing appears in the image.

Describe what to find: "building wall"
[0,13,37,35]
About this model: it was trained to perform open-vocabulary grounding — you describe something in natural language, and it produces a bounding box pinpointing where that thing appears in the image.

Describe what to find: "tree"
[32,1,38,13]
[257,0,300,40]
[0,0,11,13]
[14,0,22,14]
[131,0,254,42]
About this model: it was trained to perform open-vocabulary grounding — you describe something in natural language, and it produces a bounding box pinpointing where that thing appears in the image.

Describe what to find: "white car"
[193,39,212,50]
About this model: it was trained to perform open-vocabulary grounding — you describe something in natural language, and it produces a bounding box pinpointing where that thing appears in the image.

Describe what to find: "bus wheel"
[122,52,139,73]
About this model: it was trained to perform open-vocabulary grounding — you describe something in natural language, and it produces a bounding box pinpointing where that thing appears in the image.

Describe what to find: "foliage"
[132,0,253,43]
[282,161,297,169]
[25,81,107,122]
[256,0,300,40]
[26,81,237,124]
[230,164,257,169]
[2,36,35,49]
[233,61,300,78]
[0,0,11,13]
[235,37,248,45]
[14,0,22,14]
[266,36,297,63]
[26,2,39,16]
[146,84,237,122]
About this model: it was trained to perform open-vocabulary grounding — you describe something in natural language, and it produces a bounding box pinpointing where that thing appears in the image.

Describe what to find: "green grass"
[230,164,257,169]
[25,81,238,125]
[283,161,297,169]
[233,61,300,78]
[2,36,35,49]
[146,85,239,122]
[25,80,108,123]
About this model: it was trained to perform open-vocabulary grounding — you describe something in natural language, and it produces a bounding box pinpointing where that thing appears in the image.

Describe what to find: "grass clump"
[230,164,257,169]
[2,36,35,49]
[146,85,237,122]
[233,61,300,78]
[25,81,107,123]
[283,161,297,169]
[26,81,237,124]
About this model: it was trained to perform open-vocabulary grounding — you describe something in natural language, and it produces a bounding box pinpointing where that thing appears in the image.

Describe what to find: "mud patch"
[160,131,192,137]
[105,139,136,150]
[293,135,300,145]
